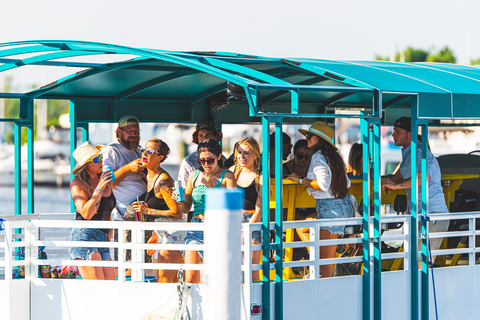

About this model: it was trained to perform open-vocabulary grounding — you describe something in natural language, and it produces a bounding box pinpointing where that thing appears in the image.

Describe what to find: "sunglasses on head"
[198,157,216,166]
[296,153,310,160]
[144,148,159,156]
[89,155,103,164]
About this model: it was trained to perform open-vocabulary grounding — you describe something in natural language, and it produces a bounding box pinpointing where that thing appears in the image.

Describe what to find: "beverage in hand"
[174,181,185,202]
[102,165,116,181]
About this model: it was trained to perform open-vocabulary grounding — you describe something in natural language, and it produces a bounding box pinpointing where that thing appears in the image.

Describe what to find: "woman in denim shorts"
[69,142,115,280]
[177,139,236,283]
[132,138,185,283]
[287,121,355,278]
[230,137,263,281]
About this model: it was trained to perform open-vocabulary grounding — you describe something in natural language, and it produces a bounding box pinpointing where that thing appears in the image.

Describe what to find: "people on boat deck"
[177,120,224,189]
[287,121,357,278]
[176,139,236,283]
[269,131,292,177]
[68,141,115,280]
[230,137,263,282]
[347,142,362,177]
[283,139,311,178]
[103,115,146,221]
[132,138,185,283]
[381,117,449,253]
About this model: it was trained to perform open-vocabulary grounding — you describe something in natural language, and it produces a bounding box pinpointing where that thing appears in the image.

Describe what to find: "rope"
[175,268,191,320]
[421,214,439,320]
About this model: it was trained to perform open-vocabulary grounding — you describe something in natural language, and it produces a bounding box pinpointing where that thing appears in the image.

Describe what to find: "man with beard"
[103,115,146,221]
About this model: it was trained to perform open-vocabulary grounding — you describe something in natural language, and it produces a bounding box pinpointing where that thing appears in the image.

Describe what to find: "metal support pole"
[410,97,419,320]
[419,121,429,320]
[69,100,77,213]
[360,117,371,320]
[273,118,283,320]
[14,122,21,215]
[371,117,382,320]
[261,116,271,320]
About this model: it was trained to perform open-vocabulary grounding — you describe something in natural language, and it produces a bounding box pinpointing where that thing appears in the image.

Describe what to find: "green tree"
[375,47,429,62]
[470,58,480,65]
[426,46,456,63]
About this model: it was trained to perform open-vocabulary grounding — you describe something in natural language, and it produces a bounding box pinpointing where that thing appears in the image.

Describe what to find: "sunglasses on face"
[296,153,310,160]
[89,155,103,164]
[144,148,159,156]
[305,132,313,140]
[121,127,141,135]
[198,157,216,166]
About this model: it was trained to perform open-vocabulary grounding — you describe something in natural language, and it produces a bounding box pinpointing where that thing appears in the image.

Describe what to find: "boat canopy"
[2,40,480,125]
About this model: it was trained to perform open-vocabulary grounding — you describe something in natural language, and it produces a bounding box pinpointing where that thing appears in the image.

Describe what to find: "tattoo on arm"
[158,179,173,194]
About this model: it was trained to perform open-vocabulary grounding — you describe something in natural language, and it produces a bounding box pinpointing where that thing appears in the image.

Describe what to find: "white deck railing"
[0,212,479,319]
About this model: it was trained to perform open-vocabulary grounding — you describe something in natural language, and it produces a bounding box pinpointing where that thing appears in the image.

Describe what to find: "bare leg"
[157,250,183,283]
[185,250,202,283]
[252,240,262,282]
[103,259,116,280]
[319,229,338,278]
[296,213,317,253]
[77,252,105,280]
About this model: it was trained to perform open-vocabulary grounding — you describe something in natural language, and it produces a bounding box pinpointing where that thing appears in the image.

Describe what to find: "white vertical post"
[205,188,243,320]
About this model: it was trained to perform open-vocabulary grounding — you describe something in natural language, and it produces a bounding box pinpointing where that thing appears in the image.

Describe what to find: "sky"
[1,0,480,87]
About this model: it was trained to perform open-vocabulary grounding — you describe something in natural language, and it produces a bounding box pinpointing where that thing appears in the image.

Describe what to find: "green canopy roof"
[1,40,480,124]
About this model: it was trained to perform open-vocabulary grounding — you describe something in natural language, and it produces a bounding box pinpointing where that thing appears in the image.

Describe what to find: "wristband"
[95,187,104,194]
[299,178,304,185]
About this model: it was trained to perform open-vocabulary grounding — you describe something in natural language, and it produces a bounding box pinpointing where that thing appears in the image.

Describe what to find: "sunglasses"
[198,157,217,166]
[144,148,160,156]
[89,155,103,164]
[121,127,141,135]
[305,132,314,140]
[296,153,310,160]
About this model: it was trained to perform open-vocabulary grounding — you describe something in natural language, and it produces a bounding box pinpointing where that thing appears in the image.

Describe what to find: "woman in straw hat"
[68,141,115,280]
[287,121,356,278]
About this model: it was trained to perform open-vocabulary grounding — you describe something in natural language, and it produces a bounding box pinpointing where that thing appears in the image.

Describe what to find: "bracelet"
[95,187,104,194]
[299,178,304,185]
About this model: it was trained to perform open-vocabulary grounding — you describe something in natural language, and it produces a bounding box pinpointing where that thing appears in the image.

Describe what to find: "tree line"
[375,45,480,65]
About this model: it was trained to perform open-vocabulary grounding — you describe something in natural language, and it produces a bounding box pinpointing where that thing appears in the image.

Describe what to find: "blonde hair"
[233,137,261,193]
[75,166,95,197]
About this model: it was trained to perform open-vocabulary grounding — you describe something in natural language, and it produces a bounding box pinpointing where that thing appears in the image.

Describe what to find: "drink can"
[174,180,185,202]
[102,164,116,181]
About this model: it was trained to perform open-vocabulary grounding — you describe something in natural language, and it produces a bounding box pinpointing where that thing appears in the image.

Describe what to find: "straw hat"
[298,121,337,150]
[72,141,106,175]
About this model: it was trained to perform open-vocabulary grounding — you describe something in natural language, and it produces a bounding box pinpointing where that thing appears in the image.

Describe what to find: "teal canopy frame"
[2,40,480,320]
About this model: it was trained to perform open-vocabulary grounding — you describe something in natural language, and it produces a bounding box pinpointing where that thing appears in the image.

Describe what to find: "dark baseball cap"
[394,117,411,132]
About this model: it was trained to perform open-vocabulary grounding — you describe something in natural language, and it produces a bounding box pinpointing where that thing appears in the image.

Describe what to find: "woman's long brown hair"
[310,138,348,199]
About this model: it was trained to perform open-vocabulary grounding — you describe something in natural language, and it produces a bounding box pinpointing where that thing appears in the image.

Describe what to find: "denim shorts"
[316,195,355,236]
[68,228,111,261]
[186,216,204,259]
[243,214,262,243]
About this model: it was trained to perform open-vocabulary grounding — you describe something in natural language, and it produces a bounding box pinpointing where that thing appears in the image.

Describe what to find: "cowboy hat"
[298,121,337,150]
[72,141,106,175]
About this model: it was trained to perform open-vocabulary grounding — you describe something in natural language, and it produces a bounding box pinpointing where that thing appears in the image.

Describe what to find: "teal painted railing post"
[420,121,429,320]
[410,97,419,320]
[261,116,271,320]
[360,117,371,320]
[69,100,77,213]
[26,99,34,214]
[371,117,382,320]
[273,117,283,320]
[14,122,21,215]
